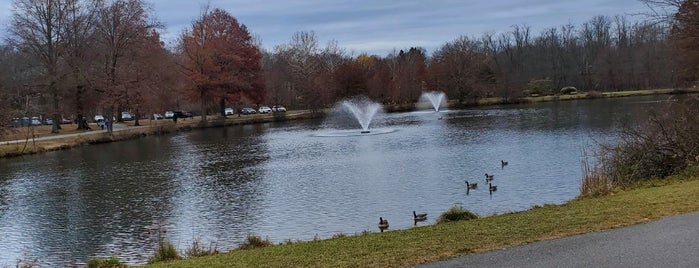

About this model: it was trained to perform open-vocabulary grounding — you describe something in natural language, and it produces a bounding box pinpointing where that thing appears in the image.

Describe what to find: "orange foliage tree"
[180,8,265,121]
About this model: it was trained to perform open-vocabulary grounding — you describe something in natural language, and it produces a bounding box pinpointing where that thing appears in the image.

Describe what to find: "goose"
[489,183,497,193]
[465,180,477,189]
[485,173,494,182]
[501,160,508,168]
[413,211,427,222]
[378,217,389,232]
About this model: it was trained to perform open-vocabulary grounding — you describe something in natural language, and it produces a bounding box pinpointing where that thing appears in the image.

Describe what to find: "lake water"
[0,95,680,266]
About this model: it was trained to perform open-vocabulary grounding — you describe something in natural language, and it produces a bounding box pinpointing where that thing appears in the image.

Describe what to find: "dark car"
[173,111,193,119]
[240,107,257,115]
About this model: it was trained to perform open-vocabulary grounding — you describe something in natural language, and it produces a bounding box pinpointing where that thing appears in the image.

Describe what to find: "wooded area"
[0,0,697,134]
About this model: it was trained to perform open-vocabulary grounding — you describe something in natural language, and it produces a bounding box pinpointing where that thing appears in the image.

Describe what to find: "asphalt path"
[416,212,699,268]
[0,123,138,145]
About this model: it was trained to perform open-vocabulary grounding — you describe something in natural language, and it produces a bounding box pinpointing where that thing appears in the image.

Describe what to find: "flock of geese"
[378,160,508,232]
[466,160,506,195]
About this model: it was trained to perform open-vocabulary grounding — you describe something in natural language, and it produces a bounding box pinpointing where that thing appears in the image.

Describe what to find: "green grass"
[145,176,699,268]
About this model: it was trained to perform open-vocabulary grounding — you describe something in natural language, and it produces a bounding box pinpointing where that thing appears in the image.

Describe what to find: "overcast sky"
[1,0,653,55]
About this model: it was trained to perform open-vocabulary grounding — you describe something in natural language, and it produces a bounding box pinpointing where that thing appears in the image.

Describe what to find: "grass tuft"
[86,257,128,268]
[436,205,479,224]
[149,239,181,263]
[184,237,219,258]
[238,234,272,250]
[580,148,615,198]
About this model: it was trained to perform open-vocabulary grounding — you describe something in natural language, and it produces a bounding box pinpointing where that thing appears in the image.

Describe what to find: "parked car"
[31,117,41,126]
[272,105,287,112]
[240,107,256,115]
[43,118,54,125]
[94,114,105,122]
[164,111,174,119]
[121,111,133,121]
[258,106,272,113]
[61,117,72,124]
[173,111,192,119]
[225,107,235,115]
[152,113,163,120]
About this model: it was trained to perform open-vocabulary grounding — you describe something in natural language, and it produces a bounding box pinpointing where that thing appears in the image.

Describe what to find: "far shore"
[2,87,697,158]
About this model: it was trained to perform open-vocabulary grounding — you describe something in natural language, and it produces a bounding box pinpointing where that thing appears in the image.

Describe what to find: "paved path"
[416,212,699,268]
[0,123,140,145]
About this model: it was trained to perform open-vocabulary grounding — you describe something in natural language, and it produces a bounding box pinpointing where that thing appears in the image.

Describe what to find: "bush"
[437,205,478,224]
[87,257,128,268]
[184,237,219,258]
[527,79,554,96]
[593,97,699,186]
[238,234,272,250]
[560,86,578,95]
[149,239,181,263]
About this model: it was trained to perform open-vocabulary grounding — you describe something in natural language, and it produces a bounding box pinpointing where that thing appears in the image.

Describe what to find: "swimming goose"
[465,180,478,189]
[501,160,508,168]
[489,183,497,193]
[485,173,494,182]
[378,217,389,232]
[413,211,427,221]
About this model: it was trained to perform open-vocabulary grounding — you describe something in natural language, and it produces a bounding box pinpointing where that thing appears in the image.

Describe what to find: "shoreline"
[2,88,697,158]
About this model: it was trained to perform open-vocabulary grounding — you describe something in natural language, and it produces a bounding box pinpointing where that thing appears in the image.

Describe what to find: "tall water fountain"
[419,91,447,112]
[341,96,382,133]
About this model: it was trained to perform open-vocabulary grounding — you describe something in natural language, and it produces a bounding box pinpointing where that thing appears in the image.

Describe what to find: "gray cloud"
[1,0,652,56]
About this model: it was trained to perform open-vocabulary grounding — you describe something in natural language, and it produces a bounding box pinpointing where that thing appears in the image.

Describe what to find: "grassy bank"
[144,172,699,268]
[468,87,699,107]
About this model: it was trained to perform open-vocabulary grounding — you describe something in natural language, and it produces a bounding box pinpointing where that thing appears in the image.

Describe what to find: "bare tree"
[9,0,73,133]
[638,0,684,24]
[276,31,325,110]
[95,0,160,128]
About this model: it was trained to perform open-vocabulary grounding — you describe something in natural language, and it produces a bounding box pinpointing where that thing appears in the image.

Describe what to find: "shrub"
[437,205,478,224]
[560,86,578,95]
[184,237,219,258]
[592,97,699,186]
[87,257,128,268]
[149,239,181,263]
[238,234,272,250]
[527,79,554,96]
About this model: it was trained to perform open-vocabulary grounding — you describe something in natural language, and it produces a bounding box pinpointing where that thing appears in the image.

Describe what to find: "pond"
[0,94,680,266]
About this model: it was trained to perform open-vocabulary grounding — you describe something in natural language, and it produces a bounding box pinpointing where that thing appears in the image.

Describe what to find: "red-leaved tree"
[180,8,265,121]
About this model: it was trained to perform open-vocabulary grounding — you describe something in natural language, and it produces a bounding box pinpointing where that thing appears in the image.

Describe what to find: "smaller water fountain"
[341,96,382,134]
[419,91,447,112]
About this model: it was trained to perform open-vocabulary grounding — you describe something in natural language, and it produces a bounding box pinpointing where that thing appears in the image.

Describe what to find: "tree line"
[0,0,696,134]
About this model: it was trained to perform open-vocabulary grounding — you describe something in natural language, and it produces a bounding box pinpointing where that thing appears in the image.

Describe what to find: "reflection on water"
[0,95,683,266]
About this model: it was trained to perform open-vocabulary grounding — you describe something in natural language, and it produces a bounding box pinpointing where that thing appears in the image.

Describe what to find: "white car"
[258,106,272,113]
[94,114,105,122]
[272,105,287,112]
[164,111,174,119]
[121,111,133,121]
[225,107,235,115]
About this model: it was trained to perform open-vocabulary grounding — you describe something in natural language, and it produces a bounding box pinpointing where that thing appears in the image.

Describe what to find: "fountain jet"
[419,91,447,112]
[341,96,382,133]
